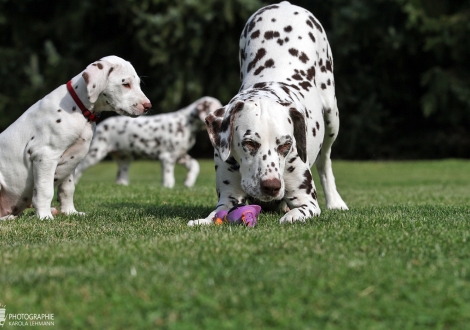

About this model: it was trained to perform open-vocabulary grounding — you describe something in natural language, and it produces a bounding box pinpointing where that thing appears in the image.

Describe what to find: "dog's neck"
[69,75,95,111]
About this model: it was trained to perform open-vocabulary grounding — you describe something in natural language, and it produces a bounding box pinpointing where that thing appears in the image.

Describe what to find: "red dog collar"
[66,80,99,122]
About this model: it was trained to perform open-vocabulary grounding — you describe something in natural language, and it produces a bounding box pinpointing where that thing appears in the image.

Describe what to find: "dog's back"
[239,1,334,103]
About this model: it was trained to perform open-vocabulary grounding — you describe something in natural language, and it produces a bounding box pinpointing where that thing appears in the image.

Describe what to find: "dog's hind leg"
[113,155,132,185]
[314,100,348,210]
[314,45,348,210]
[177,154,200,187]
[160,153,176,188]
[0,188,17,220]
[0,187,7,218]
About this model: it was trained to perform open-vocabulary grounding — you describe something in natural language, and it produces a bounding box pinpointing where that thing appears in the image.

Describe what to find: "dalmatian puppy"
[74,96,222,188]
[188,1,348,225]
[0,56,151,220]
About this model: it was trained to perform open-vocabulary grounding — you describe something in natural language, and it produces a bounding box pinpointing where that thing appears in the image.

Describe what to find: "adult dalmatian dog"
[74,96,222,188]
[188,1,348,225]
[0,55,151,220]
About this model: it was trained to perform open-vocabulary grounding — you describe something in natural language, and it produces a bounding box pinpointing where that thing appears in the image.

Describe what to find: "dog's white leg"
[188,155,245,226]
[177,154,200,187]
[161,154,176,188]
[315,152,348,210]
[314,41,348,211]
[315,103,348,210]
[32,157,58,219]
[57,173,85,216]
[114,156,132,185]
[280,162,321,223]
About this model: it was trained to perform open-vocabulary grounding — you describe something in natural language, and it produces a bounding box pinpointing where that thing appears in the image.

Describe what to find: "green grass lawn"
[1,159,470,329]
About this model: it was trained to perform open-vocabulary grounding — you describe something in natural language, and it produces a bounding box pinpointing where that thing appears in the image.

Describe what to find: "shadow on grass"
[101,201,291,223]
[101,201,214,220]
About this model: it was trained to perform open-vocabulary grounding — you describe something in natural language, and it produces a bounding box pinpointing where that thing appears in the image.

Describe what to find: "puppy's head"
[206,98,307,202]
[82,55,151,117]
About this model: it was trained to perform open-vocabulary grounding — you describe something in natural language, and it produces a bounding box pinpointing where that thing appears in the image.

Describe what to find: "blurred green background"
[0,0,469,159]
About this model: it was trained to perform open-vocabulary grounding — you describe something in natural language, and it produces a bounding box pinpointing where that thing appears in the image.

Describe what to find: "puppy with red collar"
[0,56,151,220]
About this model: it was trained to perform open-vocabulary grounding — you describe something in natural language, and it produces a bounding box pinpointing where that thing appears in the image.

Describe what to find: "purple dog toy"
[213,204,262,227]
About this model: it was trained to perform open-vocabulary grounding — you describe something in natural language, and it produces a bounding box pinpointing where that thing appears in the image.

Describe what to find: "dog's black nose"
[260,178,281,196]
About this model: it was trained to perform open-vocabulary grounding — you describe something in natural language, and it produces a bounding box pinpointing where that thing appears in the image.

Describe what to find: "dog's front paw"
[62,210,86,216]
[183,179,196,188]
[187,218,213,226]
[38,213,54,220]
[115,179,129,186]
[279,207,320,224]
[325,193,349,210]
[188,210,217,226]
[326,199,349,211]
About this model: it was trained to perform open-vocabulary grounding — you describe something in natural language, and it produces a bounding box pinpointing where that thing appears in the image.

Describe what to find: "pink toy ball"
[213,204,262,227]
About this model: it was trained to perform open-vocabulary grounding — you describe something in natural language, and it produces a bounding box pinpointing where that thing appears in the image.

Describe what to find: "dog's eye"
[242,140,260,151]
[123,83,131,89]
[277,142,292,156]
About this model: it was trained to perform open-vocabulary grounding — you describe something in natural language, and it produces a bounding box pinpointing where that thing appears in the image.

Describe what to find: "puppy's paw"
[38,213,54,220]
[183,179,196,188]
[187,218,213,226]
[279,207,320,224]
[62,210,86,216]
[115,179,129,186]
[326,199,349,211]
[188,210,217,226]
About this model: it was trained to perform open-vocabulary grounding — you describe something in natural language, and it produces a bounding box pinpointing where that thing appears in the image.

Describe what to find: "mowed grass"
[1,159,470,329]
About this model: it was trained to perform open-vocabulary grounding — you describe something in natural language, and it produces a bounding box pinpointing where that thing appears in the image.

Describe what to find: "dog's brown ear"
[289,107,307,163]
[205,101,245,161]
[82,59,114,103]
